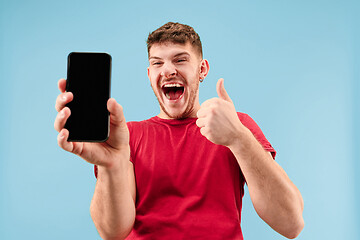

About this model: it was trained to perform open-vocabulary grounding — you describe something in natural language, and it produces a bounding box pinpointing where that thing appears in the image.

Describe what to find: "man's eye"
[176,59,186,63]
[153,62,162,65]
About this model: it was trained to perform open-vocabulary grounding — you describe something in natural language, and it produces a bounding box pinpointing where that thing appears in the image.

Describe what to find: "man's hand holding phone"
[55,74,137,238]
[54,78,130,170]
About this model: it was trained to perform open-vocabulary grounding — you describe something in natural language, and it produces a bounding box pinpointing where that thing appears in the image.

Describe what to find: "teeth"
[165,92,170,99]
[164,83,182,88]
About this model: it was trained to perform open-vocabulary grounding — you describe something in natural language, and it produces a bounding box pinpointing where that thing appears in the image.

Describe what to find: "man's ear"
[199,59,210,81]
[147,66,150,79]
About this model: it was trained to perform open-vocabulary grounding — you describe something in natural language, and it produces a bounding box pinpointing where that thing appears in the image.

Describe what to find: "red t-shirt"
[95,113,276,239]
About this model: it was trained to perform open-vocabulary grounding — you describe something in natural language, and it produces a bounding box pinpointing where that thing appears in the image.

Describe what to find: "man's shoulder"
[236,112,249,118]
[236,112,262,131]
[127,116,155,124]
[126,116,157,131]
[236,112,252,122]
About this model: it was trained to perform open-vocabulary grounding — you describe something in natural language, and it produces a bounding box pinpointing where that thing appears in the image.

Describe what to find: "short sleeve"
[127,120,146,165]
[94,165,98,179]
[237,112,276,159]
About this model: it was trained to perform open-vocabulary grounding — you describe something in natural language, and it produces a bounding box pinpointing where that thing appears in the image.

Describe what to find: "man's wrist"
[98,150,131,176]
[228,126,256,155]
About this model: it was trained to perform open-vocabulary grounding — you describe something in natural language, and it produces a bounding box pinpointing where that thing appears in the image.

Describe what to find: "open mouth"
[162,83,185,100]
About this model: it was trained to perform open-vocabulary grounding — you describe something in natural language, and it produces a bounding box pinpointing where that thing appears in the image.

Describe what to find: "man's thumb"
[216,78,232,102]
[107,98,126,127]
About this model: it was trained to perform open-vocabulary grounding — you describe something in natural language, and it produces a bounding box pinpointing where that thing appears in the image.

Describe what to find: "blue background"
[0,0,359,239]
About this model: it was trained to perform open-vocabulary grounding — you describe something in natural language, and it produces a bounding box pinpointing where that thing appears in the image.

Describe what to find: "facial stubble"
[152,79,200,119]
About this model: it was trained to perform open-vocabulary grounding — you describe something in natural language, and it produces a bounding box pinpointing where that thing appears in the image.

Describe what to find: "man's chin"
[162,110,186,119]
[160,105,189,119]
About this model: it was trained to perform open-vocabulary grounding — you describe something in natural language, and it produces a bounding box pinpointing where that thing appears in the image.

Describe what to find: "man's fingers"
[57,129,74,152]
[55,92,73,112]
[54,107,71,132]
[58,78,67,93]
[196,108,202,118]
[199,98,217,110]
[196,117,206,128]
[199,127,208,137]
[216,78,232,103]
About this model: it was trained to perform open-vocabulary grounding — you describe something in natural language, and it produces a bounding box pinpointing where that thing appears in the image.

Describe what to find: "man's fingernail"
[60,110,65,118]
[62,95,66,101]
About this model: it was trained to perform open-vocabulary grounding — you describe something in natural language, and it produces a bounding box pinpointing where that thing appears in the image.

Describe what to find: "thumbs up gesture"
[196,78,243,147]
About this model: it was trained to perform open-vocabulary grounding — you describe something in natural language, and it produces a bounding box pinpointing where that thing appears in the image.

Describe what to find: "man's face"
[148,42,209,119]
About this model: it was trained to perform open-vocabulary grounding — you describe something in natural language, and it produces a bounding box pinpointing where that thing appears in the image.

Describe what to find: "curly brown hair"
[147,22,203,58]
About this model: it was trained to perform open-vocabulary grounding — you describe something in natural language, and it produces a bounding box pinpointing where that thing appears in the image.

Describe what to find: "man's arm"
[54,78,136,239]
[228,130,304,238]
[91,159,136,240]
[196,78,304,239]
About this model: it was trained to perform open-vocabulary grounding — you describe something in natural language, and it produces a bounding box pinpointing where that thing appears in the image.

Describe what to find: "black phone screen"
[65,52,111,142]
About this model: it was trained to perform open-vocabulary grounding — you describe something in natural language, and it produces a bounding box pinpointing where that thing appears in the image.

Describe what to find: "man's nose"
[161,62,177,79]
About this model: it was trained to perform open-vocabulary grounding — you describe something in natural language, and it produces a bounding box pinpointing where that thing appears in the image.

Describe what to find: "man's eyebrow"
[173,52,190,57]
[149,56,162,60]
[149,52,190,60]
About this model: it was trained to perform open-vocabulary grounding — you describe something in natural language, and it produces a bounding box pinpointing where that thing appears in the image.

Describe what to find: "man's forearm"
[90,155,136,240]
[229,127,304,239]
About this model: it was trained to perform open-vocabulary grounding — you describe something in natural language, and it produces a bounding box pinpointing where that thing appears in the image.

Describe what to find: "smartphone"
[64,52,111,142]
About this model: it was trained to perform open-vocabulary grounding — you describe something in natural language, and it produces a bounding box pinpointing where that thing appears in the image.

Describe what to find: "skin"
[54,41,304,239]
[196,79,305,238]
[54,81,136,239]
[147,42,209,119]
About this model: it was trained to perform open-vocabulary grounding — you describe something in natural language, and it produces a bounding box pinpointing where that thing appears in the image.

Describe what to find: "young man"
[54,22,304,239]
